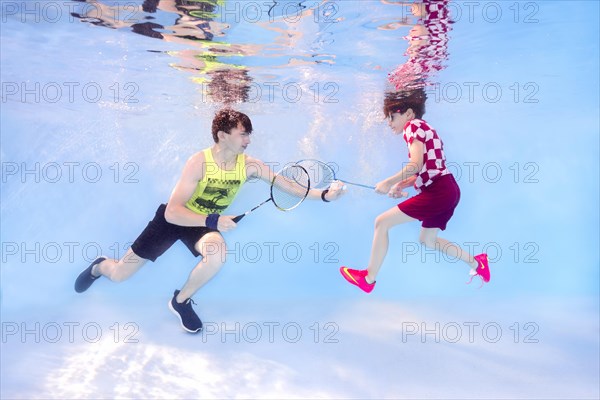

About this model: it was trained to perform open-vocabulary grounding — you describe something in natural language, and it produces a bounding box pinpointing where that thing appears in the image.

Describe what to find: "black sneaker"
[74,257,106,293]
[168,290,203,333]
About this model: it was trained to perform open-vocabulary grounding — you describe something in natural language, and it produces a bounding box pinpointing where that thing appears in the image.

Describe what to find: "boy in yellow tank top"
[75,109,345,333]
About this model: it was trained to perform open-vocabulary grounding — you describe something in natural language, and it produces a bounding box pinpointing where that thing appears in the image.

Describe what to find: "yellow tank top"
[185,148,247,215]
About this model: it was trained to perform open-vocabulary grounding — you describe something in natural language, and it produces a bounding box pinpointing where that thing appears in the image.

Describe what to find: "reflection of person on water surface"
[340,2,490,292]
[70,0,218,41]
[70,0,252,104]
[386,0,452,90]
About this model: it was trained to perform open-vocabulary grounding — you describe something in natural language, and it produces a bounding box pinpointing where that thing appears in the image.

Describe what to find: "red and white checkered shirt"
[403,119,450,192]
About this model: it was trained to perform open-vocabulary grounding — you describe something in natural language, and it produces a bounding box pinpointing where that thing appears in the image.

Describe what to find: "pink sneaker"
[467,253,490,287]
[340,266,375,293]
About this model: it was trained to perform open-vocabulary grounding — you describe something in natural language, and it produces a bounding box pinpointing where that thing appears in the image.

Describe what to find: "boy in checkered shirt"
[340,89,490,293]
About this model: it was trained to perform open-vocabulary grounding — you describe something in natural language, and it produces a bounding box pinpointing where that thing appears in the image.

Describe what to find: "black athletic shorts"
[131,204,218,262]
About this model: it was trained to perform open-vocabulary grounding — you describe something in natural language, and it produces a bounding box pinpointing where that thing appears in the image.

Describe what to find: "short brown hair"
[211,109,253,143]
[383,89,427,119]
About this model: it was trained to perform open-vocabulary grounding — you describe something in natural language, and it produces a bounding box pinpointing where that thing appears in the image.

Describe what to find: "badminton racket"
[232,164,311,223]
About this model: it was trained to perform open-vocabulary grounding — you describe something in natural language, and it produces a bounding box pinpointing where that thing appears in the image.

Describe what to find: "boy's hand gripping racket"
[232,164,311,223]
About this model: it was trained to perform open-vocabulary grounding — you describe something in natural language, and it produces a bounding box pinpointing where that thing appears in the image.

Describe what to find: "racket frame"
[232,164,310,223]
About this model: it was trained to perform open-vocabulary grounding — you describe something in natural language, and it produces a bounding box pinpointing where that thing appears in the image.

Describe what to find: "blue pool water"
[1,1,599,398]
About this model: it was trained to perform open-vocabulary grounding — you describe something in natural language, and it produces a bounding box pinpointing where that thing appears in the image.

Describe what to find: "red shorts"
[398,174,460,231]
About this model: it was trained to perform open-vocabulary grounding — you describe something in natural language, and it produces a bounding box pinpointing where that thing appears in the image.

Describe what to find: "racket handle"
[232,214,245,223]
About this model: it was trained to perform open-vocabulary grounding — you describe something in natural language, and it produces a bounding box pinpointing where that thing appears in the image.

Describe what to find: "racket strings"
[271,165,310,210]
[295,160,335,189]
